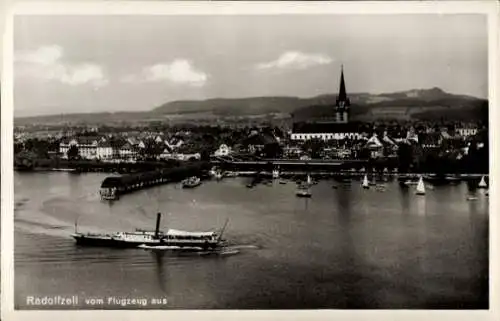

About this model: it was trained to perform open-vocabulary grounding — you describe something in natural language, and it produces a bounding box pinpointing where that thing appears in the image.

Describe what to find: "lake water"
[14,172,489,309]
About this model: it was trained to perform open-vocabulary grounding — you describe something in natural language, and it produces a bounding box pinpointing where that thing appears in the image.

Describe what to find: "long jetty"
[99,162,210,199]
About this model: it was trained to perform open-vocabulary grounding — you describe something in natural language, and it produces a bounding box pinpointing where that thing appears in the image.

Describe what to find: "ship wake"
[137,243,259,257]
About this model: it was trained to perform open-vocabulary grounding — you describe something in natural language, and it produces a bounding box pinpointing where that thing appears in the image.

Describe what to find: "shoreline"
[15,167,488,178]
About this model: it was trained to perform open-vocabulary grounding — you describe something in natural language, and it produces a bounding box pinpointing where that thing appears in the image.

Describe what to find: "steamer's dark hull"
[72,235,219,250]
[182,183,202,188]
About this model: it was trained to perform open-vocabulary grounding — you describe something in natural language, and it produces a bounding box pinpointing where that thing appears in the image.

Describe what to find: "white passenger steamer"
[72,213,227,251]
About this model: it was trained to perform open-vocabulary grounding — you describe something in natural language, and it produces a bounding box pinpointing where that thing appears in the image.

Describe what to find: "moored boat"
[223,171,239,178]
[404,180,418,186]
[296,188,312,198]
[445,175,461,182]
[52,168,77,172]
[209,167,218,177]
[182,176,202,188]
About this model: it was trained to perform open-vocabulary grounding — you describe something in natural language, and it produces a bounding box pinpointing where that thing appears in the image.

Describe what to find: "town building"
[363,132,398,158]
[455,124,478,138]
[214,144,232,157]
[59,136,113,160]
[119,142,139,160]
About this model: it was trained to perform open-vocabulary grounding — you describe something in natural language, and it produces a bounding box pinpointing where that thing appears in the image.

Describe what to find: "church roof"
[365,135,383,148]
[292,122,360,134]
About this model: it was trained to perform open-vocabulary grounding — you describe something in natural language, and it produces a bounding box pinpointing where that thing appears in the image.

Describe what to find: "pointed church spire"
[338,64,347,101]
[336,64,349,108]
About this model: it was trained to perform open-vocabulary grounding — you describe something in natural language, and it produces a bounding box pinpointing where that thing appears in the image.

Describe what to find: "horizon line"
[13,86,487,120]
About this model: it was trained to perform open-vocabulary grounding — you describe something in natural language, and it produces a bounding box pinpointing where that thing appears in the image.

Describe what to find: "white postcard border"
[2,1,499,321]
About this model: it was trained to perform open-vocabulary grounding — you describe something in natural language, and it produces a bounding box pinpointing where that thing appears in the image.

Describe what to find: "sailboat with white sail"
[415,176,426,195]
[298,174,314,188]
[362,175,369,189]
[478,176,488,188]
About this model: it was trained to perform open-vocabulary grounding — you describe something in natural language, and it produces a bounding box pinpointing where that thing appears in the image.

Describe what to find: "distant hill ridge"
[15,87,488,125]
[153,87,484,113]
[153,87,487,121]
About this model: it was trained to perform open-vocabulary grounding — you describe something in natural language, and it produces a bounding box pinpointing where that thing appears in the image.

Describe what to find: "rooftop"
[292,122,360,134]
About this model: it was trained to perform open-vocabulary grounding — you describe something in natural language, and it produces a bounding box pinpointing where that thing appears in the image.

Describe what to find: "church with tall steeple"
[290,65,361,141]
[334,65,350,123]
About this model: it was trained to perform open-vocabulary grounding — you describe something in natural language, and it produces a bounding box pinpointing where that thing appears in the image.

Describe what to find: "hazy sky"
[13,14,487,117]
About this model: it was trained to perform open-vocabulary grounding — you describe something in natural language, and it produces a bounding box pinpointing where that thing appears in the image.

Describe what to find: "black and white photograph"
[2,1,499,319]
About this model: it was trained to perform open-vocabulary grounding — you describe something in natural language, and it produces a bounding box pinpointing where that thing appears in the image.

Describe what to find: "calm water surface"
[14,172,489,309]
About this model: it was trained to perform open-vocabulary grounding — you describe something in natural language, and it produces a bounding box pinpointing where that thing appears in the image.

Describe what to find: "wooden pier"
[99,162,210,200]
